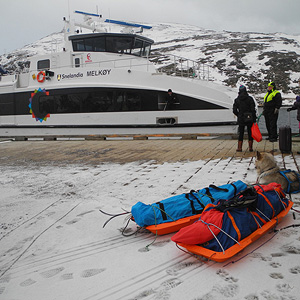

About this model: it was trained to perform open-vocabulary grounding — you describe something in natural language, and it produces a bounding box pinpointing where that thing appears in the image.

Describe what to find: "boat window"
[71,34,153,56]
[126,92,141,110]
[106,36,133,54]
[37,59,50,70]
[73,39,85,51]
[39,97,54,115]
[132,39,143,56]
[158,93,167,110]
[3,87,228,118]
[115,92,127,110]
[0,94,14,115]
[75,58,80,68]
[85,91,114,112]
[84,39,94,51]
[93,37,106,52]
[143,43,151,57]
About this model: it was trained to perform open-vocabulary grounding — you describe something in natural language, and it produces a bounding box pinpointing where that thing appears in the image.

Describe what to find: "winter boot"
[236,141,243,152]
[248,140,253,152]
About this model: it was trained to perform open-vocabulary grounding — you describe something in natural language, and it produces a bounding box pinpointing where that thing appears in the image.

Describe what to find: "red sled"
[177,200,293,262]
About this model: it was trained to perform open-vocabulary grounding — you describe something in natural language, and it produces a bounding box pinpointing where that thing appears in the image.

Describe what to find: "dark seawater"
[257,106,299,134]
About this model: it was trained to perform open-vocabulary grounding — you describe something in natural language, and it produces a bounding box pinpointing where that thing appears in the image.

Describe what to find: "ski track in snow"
[0,154,299,300]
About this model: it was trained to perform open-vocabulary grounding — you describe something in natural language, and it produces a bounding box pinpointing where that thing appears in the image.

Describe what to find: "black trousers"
[238,124,253,141]
[264,110,279,139]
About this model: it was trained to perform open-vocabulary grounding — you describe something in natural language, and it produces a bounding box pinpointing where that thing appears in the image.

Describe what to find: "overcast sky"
[1,0,300,55]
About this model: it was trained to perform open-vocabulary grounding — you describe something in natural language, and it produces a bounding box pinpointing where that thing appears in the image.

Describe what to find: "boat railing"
[17,56,155,74]
[10,52,211,81]
[75,54,211,81]
[149,53,211,81]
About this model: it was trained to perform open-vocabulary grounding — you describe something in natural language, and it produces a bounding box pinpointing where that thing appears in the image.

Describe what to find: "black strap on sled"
[205,183,237,201]
[204,188,214,202]
[184,193,203,215]
[155,202,168,220]
[184,183,238,214]
[208,184,229,192]
[208,183,238,198]
[185,190,205,214]
[230,183,237,195]
[215,187,258,212]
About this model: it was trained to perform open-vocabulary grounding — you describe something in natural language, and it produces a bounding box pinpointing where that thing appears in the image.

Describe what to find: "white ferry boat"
[0,11,237,137]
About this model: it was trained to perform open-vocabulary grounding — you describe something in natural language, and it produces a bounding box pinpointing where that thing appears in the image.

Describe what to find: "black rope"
[291,207,300,214]
[99,209,131,228]
[175,243,210,263]
[273,223,300,232]
[100,209,144,237]
[121,218,143,236]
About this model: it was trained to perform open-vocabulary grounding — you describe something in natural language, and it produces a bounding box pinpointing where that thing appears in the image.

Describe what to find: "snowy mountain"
[1,21,300,102]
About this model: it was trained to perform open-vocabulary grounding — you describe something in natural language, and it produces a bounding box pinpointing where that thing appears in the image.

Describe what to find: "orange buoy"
[37,71,46,83]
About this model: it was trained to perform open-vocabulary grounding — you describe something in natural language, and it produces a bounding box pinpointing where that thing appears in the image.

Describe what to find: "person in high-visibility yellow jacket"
[263,81,282,142]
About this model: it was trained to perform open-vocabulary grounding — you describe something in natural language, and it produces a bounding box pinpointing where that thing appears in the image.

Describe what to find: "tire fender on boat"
[37,71,46,83]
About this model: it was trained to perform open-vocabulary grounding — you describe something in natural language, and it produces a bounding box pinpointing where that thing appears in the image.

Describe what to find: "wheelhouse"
[69,33,154,57]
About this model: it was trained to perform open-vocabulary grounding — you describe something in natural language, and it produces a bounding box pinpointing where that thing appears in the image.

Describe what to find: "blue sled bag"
[131,180,247,227]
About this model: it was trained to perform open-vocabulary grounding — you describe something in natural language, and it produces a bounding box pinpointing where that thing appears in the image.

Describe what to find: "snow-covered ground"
[0,147,300,300]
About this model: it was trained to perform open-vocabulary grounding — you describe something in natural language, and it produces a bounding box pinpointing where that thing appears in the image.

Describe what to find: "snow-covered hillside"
[1,21,300,101]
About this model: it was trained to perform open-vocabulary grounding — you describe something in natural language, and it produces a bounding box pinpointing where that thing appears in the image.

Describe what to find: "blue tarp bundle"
[131,180,247,227]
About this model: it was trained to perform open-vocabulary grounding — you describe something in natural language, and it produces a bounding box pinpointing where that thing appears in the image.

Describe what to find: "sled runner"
[172,184,293,262]
[145,213,202,235]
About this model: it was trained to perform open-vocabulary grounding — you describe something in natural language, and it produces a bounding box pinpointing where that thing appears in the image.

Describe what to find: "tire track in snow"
[0,203,81,279]
[0,198,64,242]
[83,254,216,300]
[2,234,215,300]
[143,259,218,300]
[2,232,147,280]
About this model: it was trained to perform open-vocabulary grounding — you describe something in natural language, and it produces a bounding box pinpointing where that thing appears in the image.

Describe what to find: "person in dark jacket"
[263,81,282,142]
[164,89,178,110]
[233,85,256,152]
[287,95,300,135]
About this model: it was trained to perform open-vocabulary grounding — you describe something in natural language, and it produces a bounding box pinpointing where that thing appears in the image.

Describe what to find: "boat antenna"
[74,10,104,32]
[108,8,111,32]
[68,0,71,21]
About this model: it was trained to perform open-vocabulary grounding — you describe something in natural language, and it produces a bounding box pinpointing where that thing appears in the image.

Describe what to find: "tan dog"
[255,151,300,193]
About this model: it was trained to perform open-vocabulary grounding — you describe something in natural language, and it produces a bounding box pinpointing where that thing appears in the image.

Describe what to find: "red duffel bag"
[251,123,262,142]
